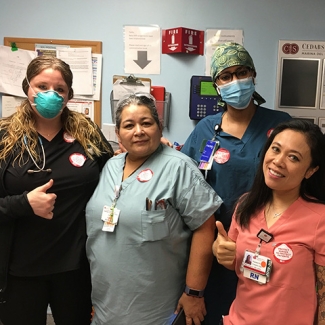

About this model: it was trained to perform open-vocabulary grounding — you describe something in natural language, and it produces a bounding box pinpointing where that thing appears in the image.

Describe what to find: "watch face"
[185,286,204,297]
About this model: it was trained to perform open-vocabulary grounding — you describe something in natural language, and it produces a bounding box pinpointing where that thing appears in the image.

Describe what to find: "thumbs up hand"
[212,221,236,269]
[27,179,57,219]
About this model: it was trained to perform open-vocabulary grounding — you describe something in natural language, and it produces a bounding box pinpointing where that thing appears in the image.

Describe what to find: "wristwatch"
[184,285,204,298]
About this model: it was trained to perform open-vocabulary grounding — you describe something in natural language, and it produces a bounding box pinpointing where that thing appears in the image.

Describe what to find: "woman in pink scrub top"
[213,119,325,325]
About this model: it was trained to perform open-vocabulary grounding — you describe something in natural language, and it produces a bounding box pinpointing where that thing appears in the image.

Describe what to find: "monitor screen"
[279,58,321,108]
[200,81,217,96]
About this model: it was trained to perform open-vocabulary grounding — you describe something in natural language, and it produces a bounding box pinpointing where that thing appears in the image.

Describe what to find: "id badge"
[101,205,110,222]
[198,140,219,170]
[102,207,120,232]
[241,250,272,285]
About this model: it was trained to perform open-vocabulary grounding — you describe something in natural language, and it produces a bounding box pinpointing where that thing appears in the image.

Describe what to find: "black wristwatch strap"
[184,285,204,298]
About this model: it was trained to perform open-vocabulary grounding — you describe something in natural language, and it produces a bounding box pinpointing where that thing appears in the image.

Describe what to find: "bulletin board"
[4,37,102,126]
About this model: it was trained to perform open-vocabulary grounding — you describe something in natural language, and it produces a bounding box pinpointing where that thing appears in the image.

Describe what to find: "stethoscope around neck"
[23,135,52,174]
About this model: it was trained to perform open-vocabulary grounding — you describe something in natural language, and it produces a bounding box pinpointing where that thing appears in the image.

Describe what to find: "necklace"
[266,197,299,221]
[45,130,59,138]
[266,204,285,219]
[37,126,62,139]
[273,212,283,218]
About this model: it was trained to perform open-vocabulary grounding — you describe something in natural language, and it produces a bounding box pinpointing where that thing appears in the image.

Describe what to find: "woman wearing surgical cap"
[181,42,291,324]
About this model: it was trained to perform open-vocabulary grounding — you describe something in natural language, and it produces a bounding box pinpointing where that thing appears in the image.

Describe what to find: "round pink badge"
[267,128,274,138]
[137,169,153,182]
[69,153,86,167]
[213,148,230,164]
[63,132,75,143]
[273,243,293,264]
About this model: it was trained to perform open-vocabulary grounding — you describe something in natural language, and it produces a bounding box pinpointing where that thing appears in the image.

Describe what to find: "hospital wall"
[0,0,324,143]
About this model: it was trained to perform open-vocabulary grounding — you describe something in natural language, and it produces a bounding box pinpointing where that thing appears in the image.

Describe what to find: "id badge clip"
[198,140,219,170]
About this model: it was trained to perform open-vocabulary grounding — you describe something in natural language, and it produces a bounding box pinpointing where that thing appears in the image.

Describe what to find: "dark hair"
[115,94,161,130]
[22,56,74,100]
[236,119,325,228]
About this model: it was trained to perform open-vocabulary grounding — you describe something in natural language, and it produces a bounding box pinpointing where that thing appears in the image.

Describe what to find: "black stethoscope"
[23,135,52,174]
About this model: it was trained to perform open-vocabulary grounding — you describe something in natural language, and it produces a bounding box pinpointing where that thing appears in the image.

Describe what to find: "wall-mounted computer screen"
[279,58,321,109]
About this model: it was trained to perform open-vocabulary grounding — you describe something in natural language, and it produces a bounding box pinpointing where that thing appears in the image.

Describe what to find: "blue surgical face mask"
[26,77,65,119]
[217,77,255,110]
[32,91,64,119]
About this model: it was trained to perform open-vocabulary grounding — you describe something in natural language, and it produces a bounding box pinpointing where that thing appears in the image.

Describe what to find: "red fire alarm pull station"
[162,27,204,55]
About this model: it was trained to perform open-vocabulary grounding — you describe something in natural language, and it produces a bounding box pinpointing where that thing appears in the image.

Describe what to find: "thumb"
[174,302,182,314]
[36,179,54,193]
[216,221,229,241]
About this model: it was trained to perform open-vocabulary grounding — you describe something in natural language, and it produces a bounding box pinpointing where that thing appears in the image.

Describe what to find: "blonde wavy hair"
[0,56,112,164]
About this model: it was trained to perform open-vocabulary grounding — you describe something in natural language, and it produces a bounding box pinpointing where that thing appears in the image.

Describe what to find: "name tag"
[241,250,272,285]
[198,140,219,170]
[102,205,120,232]
[243,269,267,284]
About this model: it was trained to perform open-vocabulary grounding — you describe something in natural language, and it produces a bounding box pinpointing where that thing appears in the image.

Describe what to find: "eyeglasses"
[215,67,252,85]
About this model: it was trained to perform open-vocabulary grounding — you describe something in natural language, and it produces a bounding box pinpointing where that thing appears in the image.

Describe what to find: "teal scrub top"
[86,144,222,325]
[181,106,291,230]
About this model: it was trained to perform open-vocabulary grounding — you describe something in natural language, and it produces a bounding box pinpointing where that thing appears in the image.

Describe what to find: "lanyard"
[108,185,122,222]
[202,124,221,179]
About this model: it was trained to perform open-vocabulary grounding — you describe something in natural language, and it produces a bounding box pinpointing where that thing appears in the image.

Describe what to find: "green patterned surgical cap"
[211,42,266,106]
[210,42,255,81]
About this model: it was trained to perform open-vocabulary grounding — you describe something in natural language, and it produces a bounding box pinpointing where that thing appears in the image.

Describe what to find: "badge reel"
[240,229,273,285]
[101,185,121,232]
[198,124,221,171]
[198,139,219,170]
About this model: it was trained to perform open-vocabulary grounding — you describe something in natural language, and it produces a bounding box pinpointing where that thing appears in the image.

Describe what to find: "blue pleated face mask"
[32,90,64,119]
[217,77,255,110]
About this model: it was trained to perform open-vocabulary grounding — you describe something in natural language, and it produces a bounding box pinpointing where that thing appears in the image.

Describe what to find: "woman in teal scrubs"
[86,93,223,325]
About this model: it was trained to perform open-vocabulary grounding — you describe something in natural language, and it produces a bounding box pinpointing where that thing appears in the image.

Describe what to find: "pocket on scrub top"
[141,210,169,241]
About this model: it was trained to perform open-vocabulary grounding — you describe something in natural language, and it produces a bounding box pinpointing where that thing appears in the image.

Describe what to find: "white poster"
[124,25,161,74]
[205,29,244,76]
[1,95,25,117]
[0,46,37,97]
[57,47,93,95]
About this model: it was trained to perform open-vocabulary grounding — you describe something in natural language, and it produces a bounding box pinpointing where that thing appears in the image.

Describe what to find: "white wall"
[1,0,325,143]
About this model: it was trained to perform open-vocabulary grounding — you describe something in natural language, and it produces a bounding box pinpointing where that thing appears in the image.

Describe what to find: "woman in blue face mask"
[212,42,263,111]
[181,42,292,325]
[0,56,113,325]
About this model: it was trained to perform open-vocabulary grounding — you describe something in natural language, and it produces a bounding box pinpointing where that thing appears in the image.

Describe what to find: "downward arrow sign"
[134,51,151,69]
